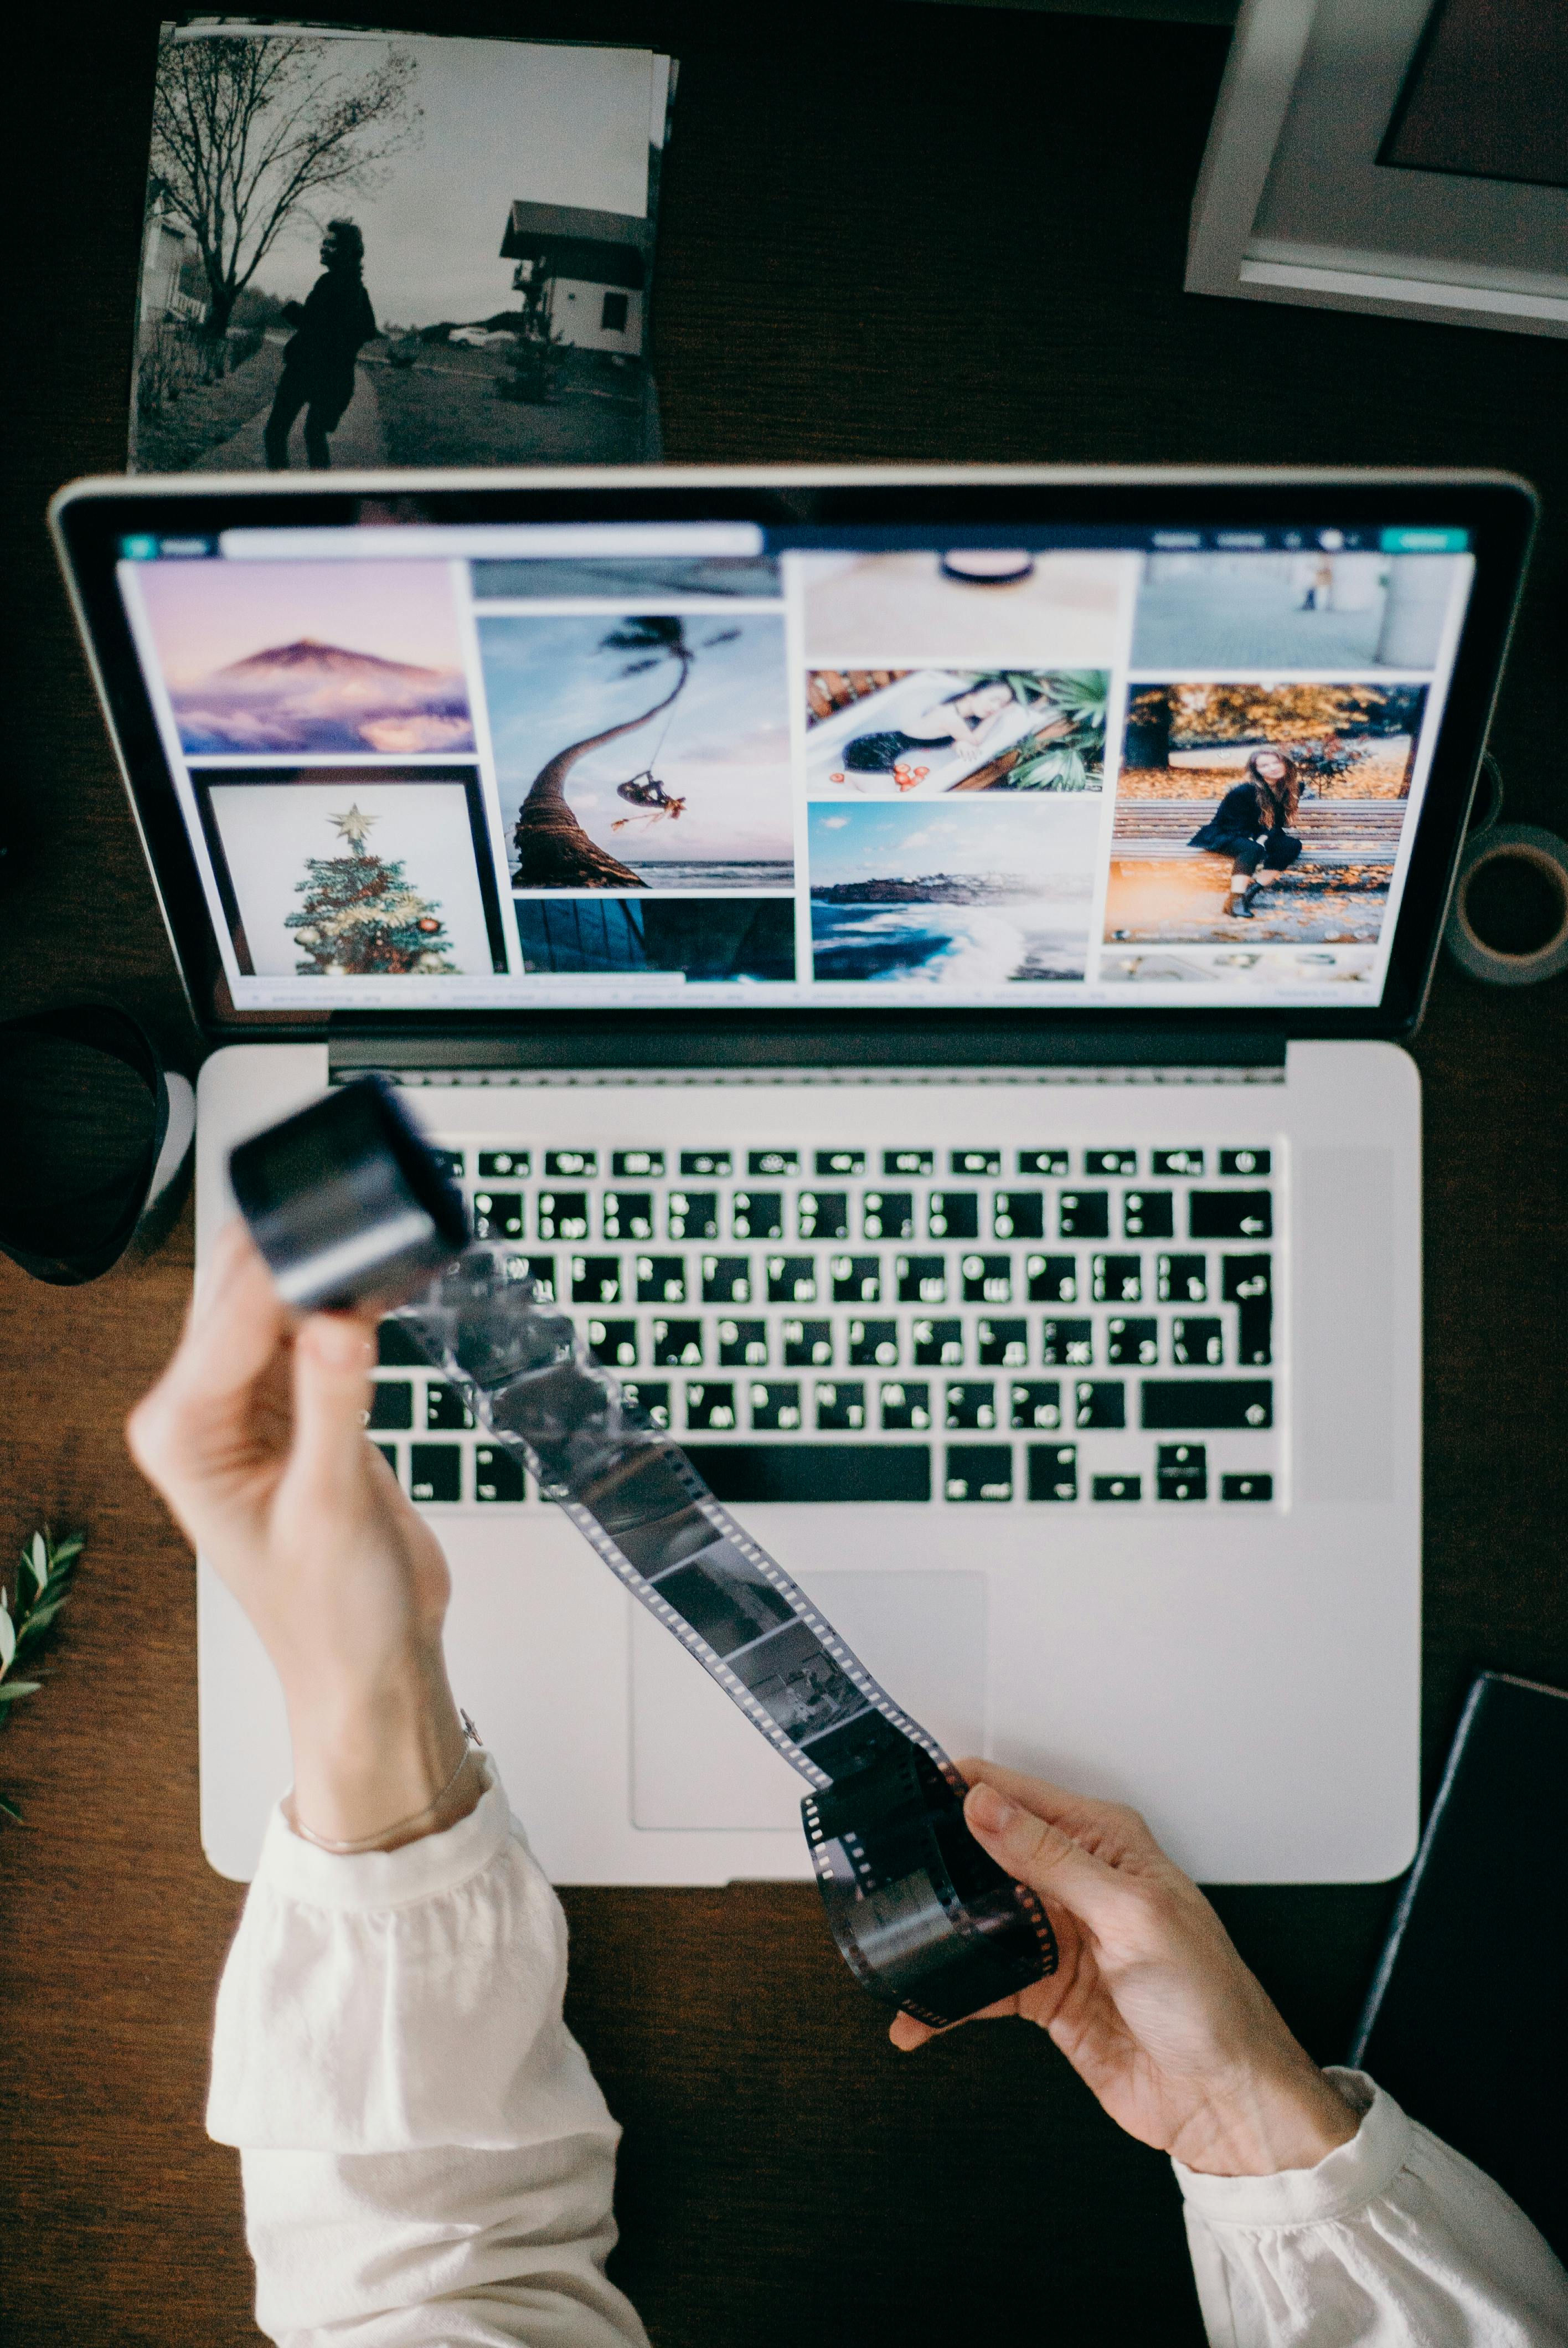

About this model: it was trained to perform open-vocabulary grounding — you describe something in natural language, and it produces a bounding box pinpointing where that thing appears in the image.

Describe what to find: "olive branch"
[0,1530,84,1826]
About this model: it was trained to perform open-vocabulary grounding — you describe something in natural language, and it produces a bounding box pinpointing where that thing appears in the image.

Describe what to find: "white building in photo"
[499,199,649,355]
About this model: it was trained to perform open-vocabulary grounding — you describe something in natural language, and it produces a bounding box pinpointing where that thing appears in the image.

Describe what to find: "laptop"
[51,465,1535,1888]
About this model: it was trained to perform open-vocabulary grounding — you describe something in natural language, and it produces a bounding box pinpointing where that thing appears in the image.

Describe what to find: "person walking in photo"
[1188,745,1305,919]
[263,220,378,472]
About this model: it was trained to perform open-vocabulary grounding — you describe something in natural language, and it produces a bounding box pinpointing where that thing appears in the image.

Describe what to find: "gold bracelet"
[288,1712,483,1853]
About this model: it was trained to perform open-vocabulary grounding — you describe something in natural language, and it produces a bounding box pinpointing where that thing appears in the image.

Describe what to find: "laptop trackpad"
[630,1571,987,1832]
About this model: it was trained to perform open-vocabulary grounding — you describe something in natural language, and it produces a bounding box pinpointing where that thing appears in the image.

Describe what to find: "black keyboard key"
[1159,1253,1208,1304]
[368,1381,413,1430]
[946,1445,1012,1502]
[848,1319,899,1367]
[685,1381,737,1432]
[1028,1443,1077,1500]
[602,1191,654,1241]
[749,1381,802,1432]
[1157,1442,1207,1502]
[951,1149,1000,1177]
[912,1319,963,1367]
[588,1318,638,1368]
[682,1149,731,1177]
[978,1318,1028,1367]
[1074,1380,1125,1429]
[1093,1253,1143,1304]
[767,1254,818,1304]
[637,1255,688,1304]
[814,1380,866,1432]
[377,1320,425,1367]
[612,1149,664,1178]
[831,1254,881,1304]
[1190,1191,1272,1240]
[733,1191,783,1239]
[898,1254,947,1305]
[1086,1148,1137,1176]
[652,1319,704,1367]
[545,1149,597,1178]
[572,1255,623,1305]
[1220,1148,1271,1177]
[816,1147,866,1177]
[797,1191,848,1239]
[430,1148,466,1180]
[535,1190,588,1240]
[1222,1254,1272,1302]
[783,1319,833,1366]
[1236,1300,1272,1366]
[960,1253,1012,1304]
[1172,1317,1224,1367]
[474,1445,525,1503]
[1222,1472,1273,1501]
[1010,1381,1062,1430]
[993,1191,1044,1240]
[1018,1149,1069,1176]
[1106,1317,1158,1367]
[668,1191,718,1240]
[622,1379,670,1430]
[880,1381,932,1430]
[506,1253,556,1300]
[946,1382,997,1431]
[749,1148,799,1177]
[884,1149,933,1176]
[425,1382,472,1431]
[1041,1319,1094,1367]
[929,1191,979,1239]
[472,1190,523,1240]
[1152,1149,1203,1177]
[1026,1253,1079,1304]
[717,1318,768,1367]
[688,1444,931,1503]
[863,1191,914,1240]
[1123,1191,1174,1239]
[1223,1254,1273,1366]
[477,1148,528,1178]
[1059,1191,1110,1239]
[410,1445,461,1503]
[1142,1381,1272,1430]
[1092,1473,1141,1502]
[702,1255,753,1305]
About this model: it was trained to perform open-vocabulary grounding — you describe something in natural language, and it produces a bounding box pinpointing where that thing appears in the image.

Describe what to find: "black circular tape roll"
[230,1078,1058,2027]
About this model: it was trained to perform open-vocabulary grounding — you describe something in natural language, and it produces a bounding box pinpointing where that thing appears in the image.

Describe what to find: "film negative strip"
[231,1079,1058,2028]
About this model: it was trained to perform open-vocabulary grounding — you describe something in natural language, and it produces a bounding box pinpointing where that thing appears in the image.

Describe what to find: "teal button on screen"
[1380,527,1469,553]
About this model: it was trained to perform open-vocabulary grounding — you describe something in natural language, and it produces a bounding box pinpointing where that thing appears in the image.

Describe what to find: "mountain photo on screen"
[133,559,473,754]
[482,610,794,890]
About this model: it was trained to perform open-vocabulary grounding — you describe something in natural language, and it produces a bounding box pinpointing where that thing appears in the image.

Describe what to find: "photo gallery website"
[115,516,1476,1010]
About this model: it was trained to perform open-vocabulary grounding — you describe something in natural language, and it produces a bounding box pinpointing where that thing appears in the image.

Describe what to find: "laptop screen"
[108,509,1482,1015]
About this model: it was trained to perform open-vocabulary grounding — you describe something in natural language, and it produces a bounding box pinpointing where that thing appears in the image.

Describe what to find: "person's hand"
[890,1761,1359,2177]
[127,1218,475,1848]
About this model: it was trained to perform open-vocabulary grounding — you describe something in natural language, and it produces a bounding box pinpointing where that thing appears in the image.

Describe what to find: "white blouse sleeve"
[1174,2067,1568,2347]
[207,1756,649,2348]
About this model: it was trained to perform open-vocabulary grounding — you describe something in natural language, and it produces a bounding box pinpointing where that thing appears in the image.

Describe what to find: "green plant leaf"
[0,1606,14,1674]
[0,1680,42,1704]
[0,1790,25,1825]
[27,1533,48,1591]
[16,1605,65,1646]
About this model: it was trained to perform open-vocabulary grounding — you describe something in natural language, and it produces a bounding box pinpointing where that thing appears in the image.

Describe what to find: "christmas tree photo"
[287,803,457,976]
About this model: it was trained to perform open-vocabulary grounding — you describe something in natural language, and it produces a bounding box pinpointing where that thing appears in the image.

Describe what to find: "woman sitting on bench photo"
[1188,746,1305,919]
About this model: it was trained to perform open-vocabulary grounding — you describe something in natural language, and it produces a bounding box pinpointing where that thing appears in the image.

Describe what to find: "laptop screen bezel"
[51,466,1536,1063]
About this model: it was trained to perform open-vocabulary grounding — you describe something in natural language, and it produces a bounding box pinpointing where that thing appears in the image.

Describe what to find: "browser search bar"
[218,522,765,559]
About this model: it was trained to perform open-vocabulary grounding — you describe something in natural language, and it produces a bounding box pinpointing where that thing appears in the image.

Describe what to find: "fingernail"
[967,1782,1015,1834]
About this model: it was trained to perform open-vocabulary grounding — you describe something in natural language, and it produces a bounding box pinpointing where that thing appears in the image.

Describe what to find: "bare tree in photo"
[149,32,422,347]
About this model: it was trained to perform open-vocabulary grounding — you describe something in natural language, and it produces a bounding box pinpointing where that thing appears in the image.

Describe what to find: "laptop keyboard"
[371,1139,1280,1510]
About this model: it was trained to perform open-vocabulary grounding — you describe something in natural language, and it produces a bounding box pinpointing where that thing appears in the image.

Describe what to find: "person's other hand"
[890,1761,1359,2177]
[127,1218,473,1847]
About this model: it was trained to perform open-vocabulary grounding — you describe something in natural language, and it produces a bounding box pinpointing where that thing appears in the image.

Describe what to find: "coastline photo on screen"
[796,549,1130,666]
[482,609,794,891]
[806,668,1107,800]
[808,797,1100,986]
[1129,548,1468,670]
[133,558,474,755]
[513,894,796,980]
[1104,679,1428,954]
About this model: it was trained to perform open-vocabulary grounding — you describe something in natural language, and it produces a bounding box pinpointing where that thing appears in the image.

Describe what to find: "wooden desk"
[4,4,1565,2339]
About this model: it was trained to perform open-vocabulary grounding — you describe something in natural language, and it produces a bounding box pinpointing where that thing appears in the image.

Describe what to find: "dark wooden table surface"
[4,4,1566,2341]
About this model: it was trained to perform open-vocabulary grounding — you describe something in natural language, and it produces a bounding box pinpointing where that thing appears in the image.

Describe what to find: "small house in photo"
[499,199,649,354]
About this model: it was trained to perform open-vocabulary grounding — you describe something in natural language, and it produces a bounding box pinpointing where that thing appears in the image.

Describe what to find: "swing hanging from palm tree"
[606,626,740,832]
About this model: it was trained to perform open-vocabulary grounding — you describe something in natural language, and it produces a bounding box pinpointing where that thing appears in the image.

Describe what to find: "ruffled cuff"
[1172,2069,1404,2226]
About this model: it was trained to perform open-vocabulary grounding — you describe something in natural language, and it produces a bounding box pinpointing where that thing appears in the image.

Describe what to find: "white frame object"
[1187,0,1568,338]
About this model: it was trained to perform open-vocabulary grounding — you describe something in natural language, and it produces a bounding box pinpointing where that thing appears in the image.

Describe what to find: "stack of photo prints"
[120,530,1473,1007]
[131,18,675,472]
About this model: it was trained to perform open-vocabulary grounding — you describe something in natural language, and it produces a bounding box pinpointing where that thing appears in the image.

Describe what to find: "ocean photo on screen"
[135,559,474,754]
[808,799,1100,985]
